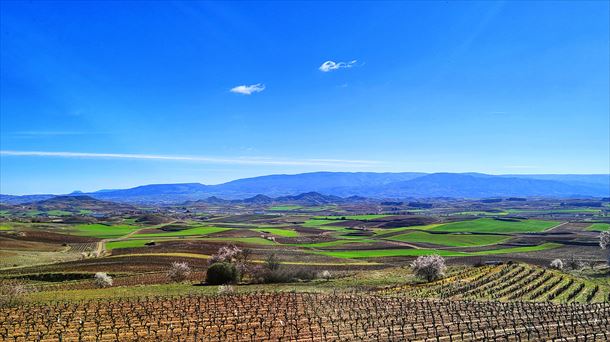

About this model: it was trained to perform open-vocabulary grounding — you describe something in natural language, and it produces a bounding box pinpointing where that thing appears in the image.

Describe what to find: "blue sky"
[1,1,609,195]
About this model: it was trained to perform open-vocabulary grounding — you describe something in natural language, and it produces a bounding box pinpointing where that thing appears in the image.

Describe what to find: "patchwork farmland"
[1,195,608,340]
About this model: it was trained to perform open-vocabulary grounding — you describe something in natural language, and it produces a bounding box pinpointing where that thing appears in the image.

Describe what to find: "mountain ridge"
[1,172,608,204]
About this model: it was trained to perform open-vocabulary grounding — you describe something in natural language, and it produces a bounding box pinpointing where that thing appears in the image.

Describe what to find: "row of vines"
[2,292,609,341]
[389,264,610,303]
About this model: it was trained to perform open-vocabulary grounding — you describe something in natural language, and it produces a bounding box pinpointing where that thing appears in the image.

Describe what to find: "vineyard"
[2,292,609,341]
[387,264,610,303]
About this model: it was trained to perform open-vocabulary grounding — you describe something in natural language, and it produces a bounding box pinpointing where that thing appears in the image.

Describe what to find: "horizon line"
[1,170,608,197]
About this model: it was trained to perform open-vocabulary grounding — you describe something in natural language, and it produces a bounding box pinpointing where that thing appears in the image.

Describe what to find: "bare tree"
[265,253,280,271]
[167,262,191,282]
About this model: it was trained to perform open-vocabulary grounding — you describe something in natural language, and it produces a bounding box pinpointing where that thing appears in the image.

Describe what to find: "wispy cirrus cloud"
[230,83,265,95]
[0,150,380,167]
[319,60,358,72]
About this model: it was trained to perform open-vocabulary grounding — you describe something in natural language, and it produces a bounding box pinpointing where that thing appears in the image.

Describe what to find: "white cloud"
[0,150,380,167]
[230,83,265,95]
[319,60,357,72]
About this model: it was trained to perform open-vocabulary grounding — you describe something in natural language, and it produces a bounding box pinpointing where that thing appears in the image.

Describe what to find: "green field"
[201,237,277,245]
[374,224,443,236]
[469,243,561,255]
[290,239,377,248]
[135,226,231,238]
[387,231,509,247]
[587,223,610,232]
[314,243,560,259]
[106,235,277,251]
[0,224,12,231]
[301,219,347,231]
[251,227,299,237]
[268,205,303,211]
[70,224,142,238]
[430,218,559,233]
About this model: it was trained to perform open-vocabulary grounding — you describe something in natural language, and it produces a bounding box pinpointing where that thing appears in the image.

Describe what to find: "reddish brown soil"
[3,230,98,244]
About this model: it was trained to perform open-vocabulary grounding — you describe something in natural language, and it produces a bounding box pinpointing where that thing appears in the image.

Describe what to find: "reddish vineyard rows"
[2,293,609,341]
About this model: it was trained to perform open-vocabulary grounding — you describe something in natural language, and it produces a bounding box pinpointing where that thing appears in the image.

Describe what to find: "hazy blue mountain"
[0,194,55,204]
[1,172,608,204]
[503,174,610,188]
[90,183,210,203]
[370,173,609,198]
[206,172,427,197]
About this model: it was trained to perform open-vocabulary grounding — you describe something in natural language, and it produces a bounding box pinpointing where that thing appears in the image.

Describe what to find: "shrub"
[167,261,191,282]
[93,272,113,288]
[206,262,239,285]
[550,259,564,270]
[411,255,446,282]
[250,267,316,284]
[565,255,583,270]
[265,253,280,271]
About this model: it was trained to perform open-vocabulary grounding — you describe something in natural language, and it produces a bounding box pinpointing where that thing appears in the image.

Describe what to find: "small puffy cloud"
[319,60,357,72]
[230,83,265,95]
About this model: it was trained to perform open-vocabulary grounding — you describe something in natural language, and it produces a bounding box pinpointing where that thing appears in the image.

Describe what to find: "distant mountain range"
[1,172,609,204]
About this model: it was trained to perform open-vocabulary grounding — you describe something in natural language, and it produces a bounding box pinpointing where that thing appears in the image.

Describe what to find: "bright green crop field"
[587,223,610,232]
[70,224,142,238]
[314,243,561,259]
[429,218,559,233]
[251,227,299,237]
[387,231,509,247]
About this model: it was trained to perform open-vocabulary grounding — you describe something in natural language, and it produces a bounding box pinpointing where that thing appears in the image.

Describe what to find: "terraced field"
[388,263,610,303]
